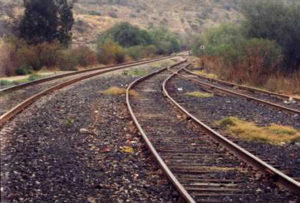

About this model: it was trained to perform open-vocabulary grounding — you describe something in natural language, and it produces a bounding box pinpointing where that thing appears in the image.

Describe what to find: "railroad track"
[182,68,300,114]
[167,68,300,186]
[0,56,169,94]
[126,61,299,202]
[0,56,175,127]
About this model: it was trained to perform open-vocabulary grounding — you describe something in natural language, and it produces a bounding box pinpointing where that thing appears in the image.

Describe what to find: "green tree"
[98,22,153,48]
[57,0,74,46]
[149,27,180,54]
[19,0,74,46]
[192,24,245,57]
[242,1,300,72]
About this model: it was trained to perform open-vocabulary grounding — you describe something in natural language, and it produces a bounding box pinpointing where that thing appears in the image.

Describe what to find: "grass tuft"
[193,70,218,79]
[99,86,137,96]
[123,68,148,77]
[185,91,213,98]
[217,117,236,127]
[216,117,300,145]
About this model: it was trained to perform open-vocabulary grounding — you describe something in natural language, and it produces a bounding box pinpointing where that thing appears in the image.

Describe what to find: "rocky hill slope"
[0,0,247,46]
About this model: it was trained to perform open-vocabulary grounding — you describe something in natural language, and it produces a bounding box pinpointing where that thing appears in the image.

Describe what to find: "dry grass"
[199,166,247,173]
[99,86,137,96]
[217,117,300,145]
[264,72,300,96]
[193,70,218,79]
[199,56,300,96]
[185,91,213,98]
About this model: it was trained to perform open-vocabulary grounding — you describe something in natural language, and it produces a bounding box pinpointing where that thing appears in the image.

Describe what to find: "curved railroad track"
[126,61,300,202]
[167,67,300,186]
[0,56,176,127]
[0,56,170,94]
[182,68,300,114]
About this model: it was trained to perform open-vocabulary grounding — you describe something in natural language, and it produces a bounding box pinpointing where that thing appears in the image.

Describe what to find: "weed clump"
[185,91,213,98]
[216,117,300,145]
[99,86,137,96]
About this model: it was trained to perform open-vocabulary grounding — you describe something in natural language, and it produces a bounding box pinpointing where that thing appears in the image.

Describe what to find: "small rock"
[256,188,263,193]
[80,128,90,134]
[255,172,263,180]
[88,197,96,203]
[279,142,286,146]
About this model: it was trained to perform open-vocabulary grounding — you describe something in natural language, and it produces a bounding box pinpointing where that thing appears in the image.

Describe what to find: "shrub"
[149,27,181,54]
[192,23,283,85]
[98,22,153,48]
[192,24,245,57]
[88,11,101,16]
[0,37,24,76]
[97,40,127,64]
[0,36,101,76]
[72,46,98,67]
[28,73,41,81]
[108,12,118,18]
[16,41,61,71]
[126,45,157,60]
[96,23,181,62]
[57,49,78,71]
[15,66,31,75]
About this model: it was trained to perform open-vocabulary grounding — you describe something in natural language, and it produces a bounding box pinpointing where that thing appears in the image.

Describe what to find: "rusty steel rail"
[162,67,300,194]
[0,56,176,127]
[0,56,170,95]
[180,70,300,115]
[184,68,300,103]
[126,60,196,203]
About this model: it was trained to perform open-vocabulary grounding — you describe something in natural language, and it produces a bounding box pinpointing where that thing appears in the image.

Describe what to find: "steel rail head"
[180,70,300,115]
[162,67,300,194]
[183,68,300,103]
[0,56,171,95]
[126,60,196,203]
[0,56,177,127]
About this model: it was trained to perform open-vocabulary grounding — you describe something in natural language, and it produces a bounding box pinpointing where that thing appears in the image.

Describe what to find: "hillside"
[72,0,243,46]
[2,0,299,47]
[0,0,245,46]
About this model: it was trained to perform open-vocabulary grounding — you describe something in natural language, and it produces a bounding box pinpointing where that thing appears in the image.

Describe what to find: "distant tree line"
[97,22,181,64]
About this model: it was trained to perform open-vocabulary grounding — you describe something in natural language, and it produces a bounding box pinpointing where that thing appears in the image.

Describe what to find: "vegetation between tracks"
[184,91,213,98]
[217,117,300,145]
[100,86,137,96]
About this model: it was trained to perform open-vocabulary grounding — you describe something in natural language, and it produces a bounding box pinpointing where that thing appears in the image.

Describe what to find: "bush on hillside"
[97,23,181,60]
[192,24,282,85]
[97,40,127,64]
[149,27,181,54]
[126,45,157,60]
[0,37,99,76]
[72,46,98,67]
[98,22,153,48]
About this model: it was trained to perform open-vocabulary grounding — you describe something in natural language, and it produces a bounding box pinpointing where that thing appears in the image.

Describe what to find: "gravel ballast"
[167,74,300,180]
[0,60,180,202]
